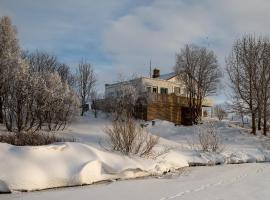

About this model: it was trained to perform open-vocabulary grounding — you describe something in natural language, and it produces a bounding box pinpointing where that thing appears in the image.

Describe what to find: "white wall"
[104,76,187,97]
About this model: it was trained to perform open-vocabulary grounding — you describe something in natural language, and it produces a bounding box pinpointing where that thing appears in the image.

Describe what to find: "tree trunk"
[263,115,267,136]
[257,108,262,130]
[81,99,85,116]
[263,97,268,136]
[251,112,256,135]
[0,98,3,124]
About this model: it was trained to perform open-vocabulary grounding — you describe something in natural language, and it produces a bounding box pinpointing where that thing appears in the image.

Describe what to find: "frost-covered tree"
[42,72,79,131]
[2,62,79,133]
[0,16,20,123]
[2,59,32,132]
[0,16,79,133]
[23,51,76,88]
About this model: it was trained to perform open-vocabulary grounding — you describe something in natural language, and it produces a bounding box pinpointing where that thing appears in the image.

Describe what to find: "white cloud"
[103,0,214,76]
[100,0,270,100]
[103,0,270,75]
[2,0,270,99]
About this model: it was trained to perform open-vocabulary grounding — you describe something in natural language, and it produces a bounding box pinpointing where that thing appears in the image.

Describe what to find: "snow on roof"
[156,72,177,80]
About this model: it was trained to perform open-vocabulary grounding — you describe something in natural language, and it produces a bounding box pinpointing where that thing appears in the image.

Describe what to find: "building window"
[147,87,152,93]
[160,87,168,94]
[182,87,186,95]
[174,87,181,94]
[107,92,114,97]
[152,87,158,93]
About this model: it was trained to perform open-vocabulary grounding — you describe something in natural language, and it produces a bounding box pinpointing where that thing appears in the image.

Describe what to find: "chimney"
[152,68,160,78]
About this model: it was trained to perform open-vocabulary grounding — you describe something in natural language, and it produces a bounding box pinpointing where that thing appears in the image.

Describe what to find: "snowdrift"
[0,142,188,192]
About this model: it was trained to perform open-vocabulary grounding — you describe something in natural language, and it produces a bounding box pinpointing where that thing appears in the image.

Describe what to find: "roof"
[156,72,177,80]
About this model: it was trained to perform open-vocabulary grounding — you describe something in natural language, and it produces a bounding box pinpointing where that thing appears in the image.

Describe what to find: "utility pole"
[149,59,152,78]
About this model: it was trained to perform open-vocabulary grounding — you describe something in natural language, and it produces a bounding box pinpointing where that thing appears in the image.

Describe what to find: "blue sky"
[1,0,270,103]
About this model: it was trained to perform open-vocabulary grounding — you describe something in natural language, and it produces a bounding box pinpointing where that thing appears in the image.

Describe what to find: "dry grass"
[0,132,76,146]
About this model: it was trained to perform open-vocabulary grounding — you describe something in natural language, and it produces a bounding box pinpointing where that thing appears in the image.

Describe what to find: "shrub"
[104,115,159,157]
[0,132,75,146]
[197,122,223,152]
[214,105,227,120]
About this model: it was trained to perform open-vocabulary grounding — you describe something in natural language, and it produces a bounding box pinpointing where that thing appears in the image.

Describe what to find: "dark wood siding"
[95,94,204,125]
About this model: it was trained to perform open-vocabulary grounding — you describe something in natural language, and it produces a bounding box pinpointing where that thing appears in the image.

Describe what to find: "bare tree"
[90,89,101,118]
[226,35,270,135]
[174,44,221,124]
[57,63,76,87]
[77,60,96,116]
[227,97,248,127]
[0,16,20,124]
[257,38,270,135]
[214,104,227,120]
[23,50,58,73]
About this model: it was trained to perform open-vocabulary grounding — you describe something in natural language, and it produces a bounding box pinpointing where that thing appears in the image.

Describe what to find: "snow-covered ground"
[2,163,270,200]
[66,113,270,165]
[0,112,270,195]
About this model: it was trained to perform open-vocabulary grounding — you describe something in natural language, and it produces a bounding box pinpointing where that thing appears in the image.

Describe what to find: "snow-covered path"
[3,163,270,200]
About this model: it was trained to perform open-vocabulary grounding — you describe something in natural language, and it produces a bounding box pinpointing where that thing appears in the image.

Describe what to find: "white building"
[105,69,187,97]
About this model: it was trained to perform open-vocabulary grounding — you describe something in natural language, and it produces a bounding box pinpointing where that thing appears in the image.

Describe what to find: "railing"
[94,93,213,111]
[148,93,213,107]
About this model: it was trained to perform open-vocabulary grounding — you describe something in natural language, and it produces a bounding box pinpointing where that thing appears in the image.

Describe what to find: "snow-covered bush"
[105,114,159,157]
[198,122,224,152]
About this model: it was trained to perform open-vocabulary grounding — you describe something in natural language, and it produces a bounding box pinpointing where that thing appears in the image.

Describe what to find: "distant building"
[101,68,213,125]
[105,69,187,97]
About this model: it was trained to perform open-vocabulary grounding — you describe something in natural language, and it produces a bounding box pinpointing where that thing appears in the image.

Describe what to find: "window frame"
[160,87,168,94]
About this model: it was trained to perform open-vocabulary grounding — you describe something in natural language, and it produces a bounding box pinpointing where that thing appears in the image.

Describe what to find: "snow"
[0,142,188,192]
[2,163,270,200]
[0,112,270,194]
[66,114,270,166]
[147,119,270,165]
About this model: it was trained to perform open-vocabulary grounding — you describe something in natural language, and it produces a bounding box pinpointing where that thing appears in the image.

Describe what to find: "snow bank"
[148,119,270,166]
[0,179,10,193]
[0,142,188,192]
